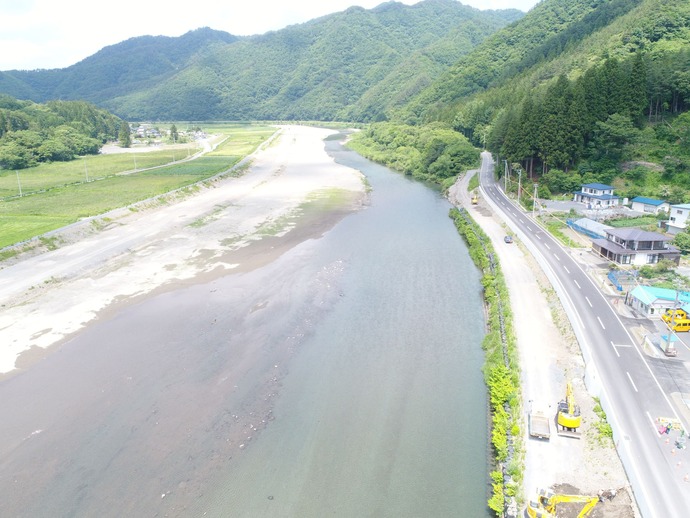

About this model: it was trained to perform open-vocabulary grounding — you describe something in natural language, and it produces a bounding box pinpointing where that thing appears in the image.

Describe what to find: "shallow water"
[0,135,489,517]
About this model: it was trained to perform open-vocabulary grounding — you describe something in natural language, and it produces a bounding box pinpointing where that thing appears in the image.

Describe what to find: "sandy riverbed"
[0,125,366,375]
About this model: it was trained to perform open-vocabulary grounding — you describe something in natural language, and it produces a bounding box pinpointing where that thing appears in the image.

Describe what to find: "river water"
[0,134,489,517]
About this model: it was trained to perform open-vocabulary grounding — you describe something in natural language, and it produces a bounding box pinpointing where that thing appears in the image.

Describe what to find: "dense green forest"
[347,122,479,186]
[0,1,522,121]
[0,96,122,169]
[352,0,690,204]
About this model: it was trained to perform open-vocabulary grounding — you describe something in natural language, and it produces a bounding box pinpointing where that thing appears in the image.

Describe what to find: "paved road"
[477,152,690,518]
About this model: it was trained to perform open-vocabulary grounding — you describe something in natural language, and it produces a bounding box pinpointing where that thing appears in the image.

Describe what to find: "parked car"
[504,235,513,244]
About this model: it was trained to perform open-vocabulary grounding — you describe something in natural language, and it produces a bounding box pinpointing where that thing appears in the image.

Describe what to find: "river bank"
[449,162,637,518]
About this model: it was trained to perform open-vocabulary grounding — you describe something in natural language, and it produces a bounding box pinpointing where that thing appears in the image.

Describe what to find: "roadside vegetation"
[0,124,276,249]
[450,207,523,516]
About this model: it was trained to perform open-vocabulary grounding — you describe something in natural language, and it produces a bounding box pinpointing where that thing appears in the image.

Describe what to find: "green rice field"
[0,123,277,249]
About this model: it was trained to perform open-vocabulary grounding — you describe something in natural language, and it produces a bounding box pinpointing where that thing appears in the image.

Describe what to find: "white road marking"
[611,341,620,358]
[563,266,570,274]
[554,254,560,261]
[585,297,592,307]
[574,280,581,289]
[597,316,605,329]
[545,243,551,250]
[627,372,639,392]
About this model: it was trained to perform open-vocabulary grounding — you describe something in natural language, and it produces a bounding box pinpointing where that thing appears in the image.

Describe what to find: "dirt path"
[0,125,365,376]
[448,166,637,518]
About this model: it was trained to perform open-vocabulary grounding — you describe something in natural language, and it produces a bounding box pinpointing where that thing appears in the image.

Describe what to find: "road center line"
[563,266,570,274]
[597,316,605,329]
[627,371,639,392]
[585,296,592,307]
[574,280,581,289]
[544,243,550,250]
[554,254,560,261]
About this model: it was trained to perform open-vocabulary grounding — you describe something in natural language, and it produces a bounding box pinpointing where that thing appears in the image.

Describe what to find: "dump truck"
[528,409,551,440]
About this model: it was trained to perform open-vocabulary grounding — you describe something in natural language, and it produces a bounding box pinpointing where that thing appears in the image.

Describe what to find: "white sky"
[0,0,540,71]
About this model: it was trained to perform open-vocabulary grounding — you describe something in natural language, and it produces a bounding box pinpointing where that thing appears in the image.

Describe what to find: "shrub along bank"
[450,207,523,517]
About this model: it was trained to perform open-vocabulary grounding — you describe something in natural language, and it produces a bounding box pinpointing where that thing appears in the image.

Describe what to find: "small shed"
[626,285,690,318]
[630,196,669,214]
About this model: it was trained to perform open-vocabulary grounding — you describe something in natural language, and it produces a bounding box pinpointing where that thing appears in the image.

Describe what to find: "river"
[0,133,489,517]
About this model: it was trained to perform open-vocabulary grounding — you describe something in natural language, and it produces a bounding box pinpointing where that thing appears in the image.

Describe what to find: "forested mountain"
[0,0,522,121]
[0,28,237,107]
[352,0,690,198]
[0,96,122,169]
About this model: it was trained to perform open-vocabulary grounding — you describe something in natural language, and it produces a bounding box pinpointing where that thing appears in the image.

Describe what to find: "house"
[630,196,670,214]
[573,183,620,208]
[626,285,690,318]
[666,203,690,235]
[592,227,680,266]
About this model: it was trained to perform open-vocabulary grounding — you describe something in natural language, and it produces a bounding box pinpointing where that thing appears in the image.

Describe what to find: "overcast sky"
[0,0,540,71]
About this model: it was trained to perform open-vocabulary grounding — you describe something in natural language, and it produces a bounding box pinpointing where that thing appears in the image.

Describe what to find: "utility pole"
[16,170,22,197]
[84,158,89,183]
[533,183,539,217]
[517,168,522,207]
[504,159,508,191]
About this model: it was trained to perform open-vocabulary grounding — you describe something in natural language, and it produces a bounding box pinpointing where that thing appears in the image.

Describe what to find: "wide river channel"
[0,133,490,517]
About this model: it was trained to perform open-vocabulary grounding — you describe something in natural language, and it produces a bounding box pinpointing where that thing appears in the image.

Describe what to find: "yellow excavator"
[471,192,478,204]
[556,382,581,438]
[526,488,601,517]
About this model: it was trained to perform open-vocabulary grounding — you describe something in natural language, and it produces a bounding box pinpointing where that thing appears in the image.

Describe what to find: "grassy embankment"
[450,206,523,517]
[0,124,276,251]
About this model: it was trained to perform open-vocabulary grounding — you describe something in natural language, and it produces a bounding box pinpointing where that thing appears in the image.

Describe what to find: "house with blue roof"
[573,183,620,208]
[626,285,690,318]
[630,196,669,215]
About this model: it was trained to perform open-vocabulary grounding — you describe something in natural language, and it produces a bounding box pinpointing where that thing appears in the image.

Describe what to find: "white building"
[630,196,670,214]
[573,183,620,208]
[667,203,690,235]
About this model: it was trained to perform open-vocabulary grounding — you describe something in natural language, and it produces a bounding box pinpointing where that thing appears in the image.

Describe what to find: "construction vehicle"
[526,488,602,517]
[471,192,478,204]
[556,382,581,438]
[528,408,551,440]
